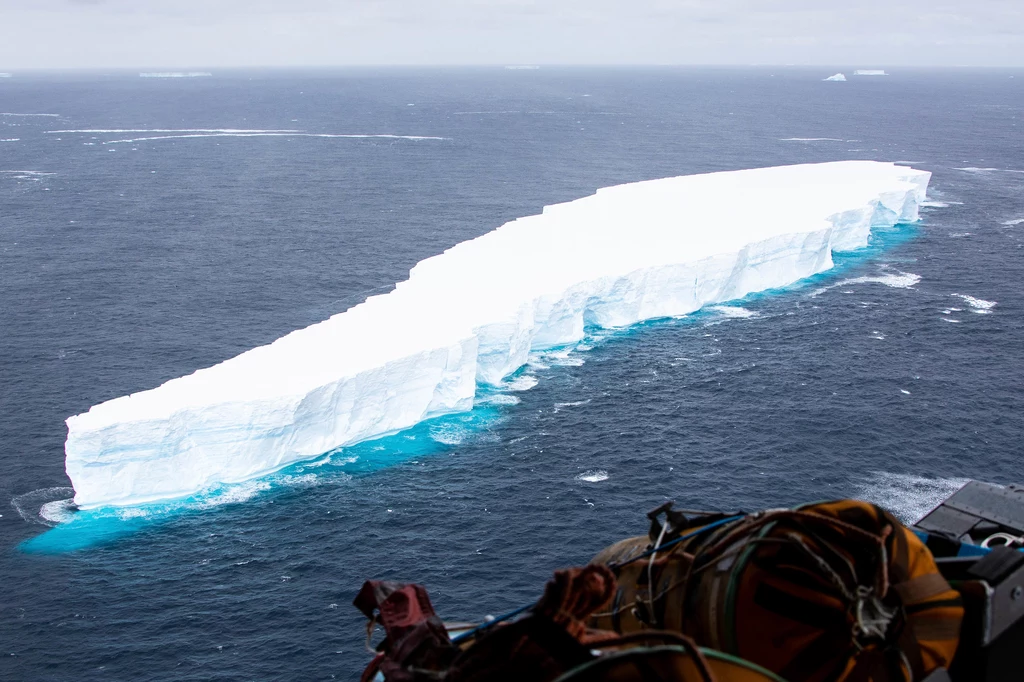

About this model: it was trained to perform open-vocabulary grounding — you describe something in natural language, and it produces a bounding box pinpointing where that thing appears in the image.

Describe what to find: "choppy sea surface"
[1,68,1022,680]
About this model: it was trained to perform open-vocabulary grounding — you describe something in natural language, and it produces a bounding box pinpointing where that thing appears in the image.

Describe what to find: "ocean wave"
[476,393,521,406]
[1,112,60,117]
[428,421,471,446]
[779,137,842,142]
[809,270,921,297]
[955,167,1024,174]
[575,470,609,483]
[503,375,539,392]
[10,487,76,527]
[1002,218,1024,226]
[952,293,996,313]
[0,138,18,142]
[139,72,212,78]
[554,399,591,413]
[98,132,448,144]
[708,305,758,319]
[47,128,302,134]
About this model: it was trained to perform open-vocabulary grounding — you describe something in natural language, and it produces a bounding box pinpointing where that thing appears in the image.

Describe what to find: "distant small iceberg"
[505,65,540,70]
[854,70,888,76]
[0,73,12,78]
[823,73,847,82]
[139,72,212,78]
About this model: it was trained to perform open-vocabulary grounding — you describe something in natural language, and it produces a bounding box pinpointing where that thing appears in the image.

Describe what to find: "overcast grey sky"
[1,1,1022,70]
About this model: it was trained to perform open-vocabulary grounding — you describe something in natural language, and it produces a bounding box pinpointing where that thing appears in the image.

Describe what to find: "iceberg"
[823,73,847,82]
[65,161,931,509]
[854,70,888,76]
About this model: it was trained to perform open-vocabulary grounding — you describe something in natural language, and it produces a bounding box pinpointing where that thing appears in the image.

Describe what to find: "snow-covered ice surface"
[64,161,931,508]
[823,73,847,82]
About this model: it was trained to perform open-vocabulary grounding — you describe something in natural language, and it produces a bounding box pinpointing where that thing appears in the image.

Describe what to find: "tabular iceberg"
[65,161,931,509]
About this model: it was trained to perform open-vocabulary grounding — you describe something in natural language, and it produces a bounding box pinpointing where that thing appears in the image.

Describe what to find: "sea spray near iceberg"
[64,161,932,509]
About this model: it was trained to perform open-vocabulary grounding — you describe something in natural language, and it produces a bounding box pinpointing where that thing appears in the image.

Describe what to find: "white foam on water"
[955,167,1000,173]
[1002,218,1024,226]
[476,393,521,406]
[575,470,609,483]
[504,375,539,392]
[97,132,448,144]
[38,499,77,525]
[854,472,969,525]
[554,399,591,413]
[139,72,212,78]
[779,137,843,142]
[10,487,76,527]
[921,201,950,208]
[708,305,758,319]
[47,128,303,134]
[63,161,934,508]
[1,112,60,117]
[428,422,470,446]
[196,481,272,510]
[0,138,18,142]
[0,170,55,176]
[952,294,996,313]
[810,270,921,298]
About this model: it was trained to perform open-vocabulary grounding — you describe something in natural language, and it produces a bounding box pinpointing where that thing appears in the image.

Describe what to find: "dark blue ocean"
[1,68,1022,680]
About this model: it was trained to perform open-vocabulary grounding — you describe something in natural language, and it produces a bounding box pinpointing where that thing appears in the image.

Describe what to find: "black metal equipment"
[914,481,1024,682]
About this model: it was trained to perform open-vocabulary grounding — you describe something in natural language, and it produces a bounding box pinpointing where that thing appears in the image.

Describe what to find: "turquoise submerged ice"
[65,161,931,508]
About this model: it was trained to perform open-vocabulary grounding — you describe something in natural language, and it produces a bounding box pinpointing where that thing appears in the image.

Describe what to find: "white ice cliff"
[65,161,931,508]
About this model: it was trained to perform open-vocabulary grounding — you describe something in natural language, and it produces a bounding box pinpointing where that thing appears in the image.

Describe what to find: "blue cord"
[450,602,536,645]
[611,514,744,568]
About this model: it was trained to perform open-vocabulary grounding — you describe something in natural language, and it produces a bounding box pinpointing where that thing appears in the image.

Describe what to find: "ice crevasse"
[65,161,931,508]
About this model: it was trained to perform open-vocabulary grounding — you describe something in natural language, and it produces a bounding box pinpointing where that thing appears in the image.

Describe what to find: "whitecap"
[0,138,18,142]
[853,472,969,525]
[503,375,539,392]
[554,399,591,412]
[921,201,950,208]
[809,271,921,297]
[1002,218,1024,226]
[476,393,521,406]
[47,128,302,134]
[708,305,757,319]
[575,470,609,483]
[0,112,60,117]
[96,132,448,144]
[779,137,842,142]
[139,72,212,78]
[952,294,996,313]
[196,481,272,509]
[533,347,585,367]
[955,167,1000,173]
